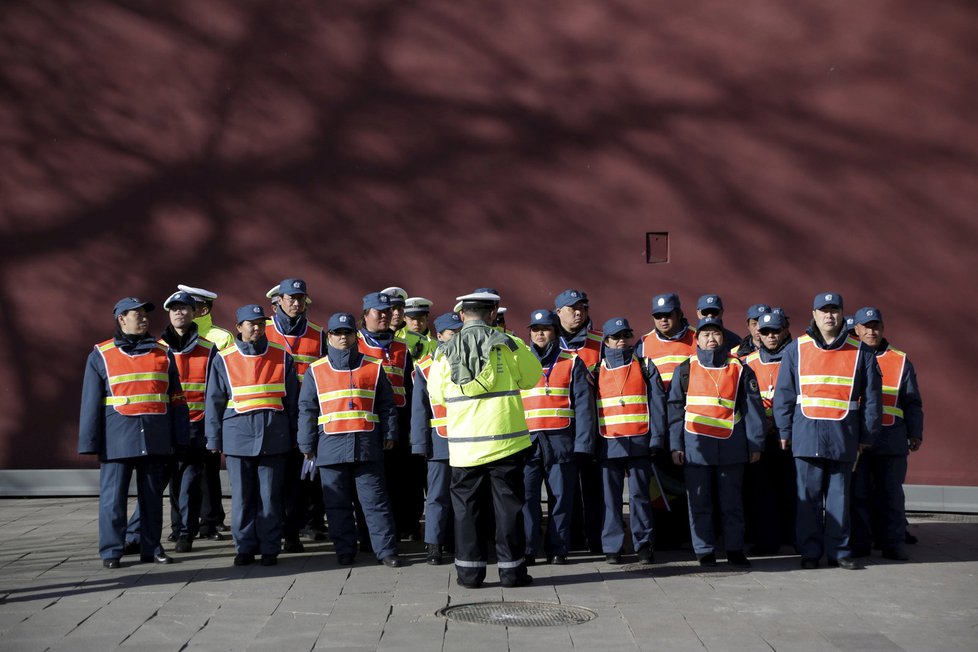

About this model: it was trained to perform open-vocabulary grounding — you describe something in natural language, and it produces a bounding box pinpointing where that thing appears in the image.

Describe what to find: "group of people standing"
[79,280,923,585]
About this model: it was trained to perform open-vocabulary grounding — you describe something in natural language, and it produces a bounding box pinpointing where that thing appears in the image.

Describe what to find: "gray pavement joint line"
[60,589,126,635]
[177,614,212,652]
[758,634,777,651]
[335,567,354,595]
[270,577,298,616]
[375,603,395,648]
[117,607,161,647]
[680,614,708,650]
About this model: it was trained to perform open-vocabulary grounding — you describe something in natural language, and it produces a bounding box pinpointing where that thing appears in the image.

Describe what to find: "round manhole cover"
[438,601,597,627]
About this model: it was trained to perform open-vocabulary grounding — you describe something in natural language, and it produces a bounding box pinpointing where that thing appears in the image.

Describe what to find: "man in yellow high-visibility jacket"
[428,290,542,589]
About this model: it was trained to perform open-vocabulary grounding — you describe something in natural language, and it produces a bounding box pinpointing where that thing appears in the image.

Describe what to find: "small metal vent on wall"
[646,232,669,263]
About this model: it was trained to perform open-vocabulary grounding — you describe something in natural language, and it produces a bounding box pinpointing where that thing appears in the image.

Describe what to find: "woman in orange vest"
[299,312,402,567]
[594,317,667,565]
[205,304,299,567]
[78,297,190,569]
[668,317,766,567]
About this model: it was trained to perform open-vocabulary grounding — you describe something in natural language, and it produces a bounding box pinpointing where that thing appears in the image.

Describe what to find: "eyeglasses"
[281,294,306,305]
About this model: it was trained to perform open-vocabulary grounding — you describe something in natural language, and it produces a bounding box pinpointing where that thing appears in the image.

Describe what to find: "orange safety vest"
[164,339,213,422]
[358,333,409,408]
[97,339,172,416]
[641,329,696,390]
[521,350,576,432]
[797,334,861,420]
[562,328,602,375]
[307,356,383,434]
[876,347,907,427]
[220,342,288,413]
[744,351,780,418]
[684,355,743,439]
[265,319,323,382]
[596,358,650,438]
[415,355,448,437]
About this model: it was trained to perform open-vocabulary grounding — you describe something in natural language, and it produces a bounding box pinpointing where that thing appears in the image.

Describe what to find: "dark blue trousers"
[851,452,908,553]
[226,453,286,555]
[599,456,653,554]
[424,460,453,546]
[99,457,166,560]
[685,463,745,556]
[523,457,577,557]
[795,457,852,561]
[320,461,397,560]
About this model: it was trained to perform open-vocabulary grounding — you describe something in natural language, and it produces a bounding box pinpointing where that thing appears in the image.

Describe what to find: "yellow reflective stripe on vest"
[521,387,571,399]
[595,394,646,409]
[882,385,899,396]
[391,386,406,396]
[186,401,206,412]
[317,388,376,402]
[107,372,169,385]
[363,355,382,365]
[181,382,206,392]
[231,383,286,396]
[685,411,742,429]
[104,393,170,406]
[686,396,737,410]
[383,365,405,377]
[598,413,648,427]
[800,374,854,386]
[228,397,284,410]
[651,355,689,365]
[883,406,905,419]
[318,411,380,425]
[448,430,530,444]
[429,416,447,428]
[524,408,575,419]
[659,371,675,383]
[292,354,320,364]
[799,396,858,411]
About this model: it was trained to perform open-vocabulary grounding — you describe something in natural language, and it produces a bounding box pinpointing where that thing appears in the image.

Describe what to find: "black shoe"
[456,577,483,589]
[548,555,567,565]
[233,553,255,566]
[167,532,178,543]
[636,545,655,565]
[605,553,622,565]
[801,558,819,569]
[216,524,230,533]
[282,537,305,553]
[501,574,533,588]
[260,554,278,567]
[905,531,918,545]
[381,555,402,568]
[337,554,356,565]
[200,531,225,541]
[103,558,121,569]
[697,553,718,567]
[882,549,909,561]
[122,542,140,556]
[175,536,193,553]
[524,555,537,567]
[830,556,859,570]
[141,552,173,564]
[726,550,751,568]
[851,548,871,558]
[426,544,443,566]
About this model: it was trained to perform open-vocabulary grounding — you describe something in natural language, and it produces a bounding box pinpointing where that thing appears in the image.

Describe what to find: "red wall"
[1,1,975,485]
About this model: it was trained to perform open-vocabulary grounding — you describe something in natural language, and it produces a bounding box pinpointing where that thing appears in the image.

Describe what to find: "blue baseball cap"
[327,312,356,332]
[602,317,633,337]
[854,306,884,325]
[113,297,154,317]
[696,294,723,312]
[757,311,786,331]
[696,316,724,331]
[746,303,772,320]
[235,304,266,324]
[813,292,843,310]
[528,309,557,328]
[651,293,680,315]
[433,312,463,333]
[554,289,589,310]
[163,291,196,310]
[279,278,308,298]
[363,292,393,311]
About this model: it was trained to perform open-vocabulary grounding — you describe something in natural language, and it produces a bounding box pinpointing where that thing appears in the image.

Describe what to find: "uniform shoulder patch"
[749,378,759,393]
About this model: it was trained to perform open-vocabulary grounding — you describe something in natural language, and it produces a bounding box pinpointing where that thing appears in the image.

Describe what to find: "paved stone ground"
[0,499,976,651]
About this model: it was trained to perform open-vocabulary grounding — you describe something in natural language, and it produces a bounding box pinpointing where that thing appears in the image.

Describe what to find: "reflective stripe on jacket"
[97,339,171,415]
[684,355,743,439]
[797,334,860,420]
[358,334,409,408]
[220,341,287,413]
[266,319,323,381]
[522,350,576,432]
[165,339,213,422]
[415,355,448,437]
[640,329,696,390]
[308,356,382,434]
[596,358,650,438]
[876,347,907,426]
